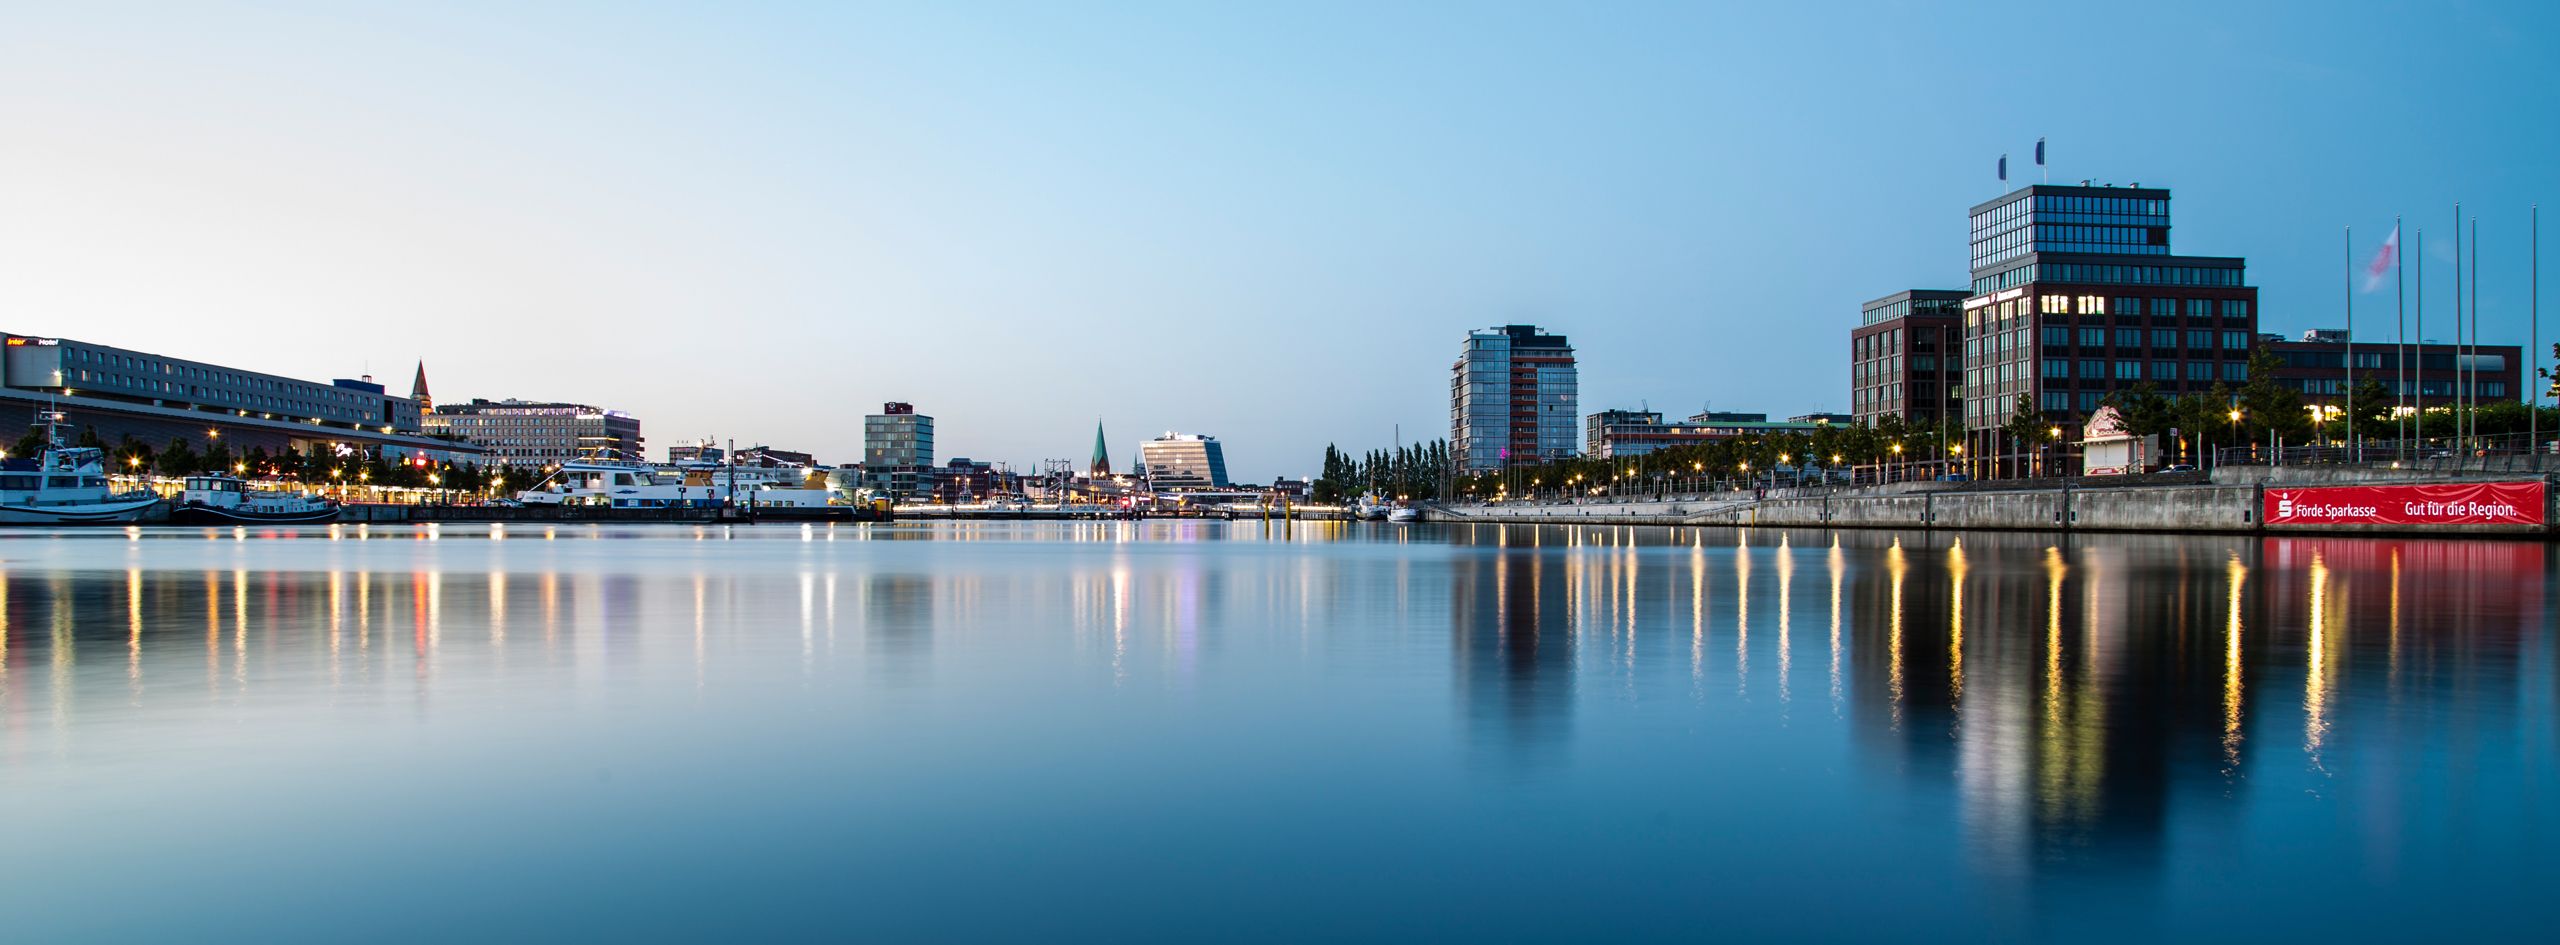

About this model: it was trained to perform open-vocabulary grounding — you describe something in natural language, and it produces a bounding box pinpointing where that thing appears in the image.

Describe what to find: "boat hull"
[0,495,163,526]
[169,505,341,526]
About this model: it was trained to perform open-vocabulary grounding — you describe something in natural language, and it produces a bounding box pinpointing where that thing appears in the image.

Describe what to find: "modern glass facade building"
[1451,325,1578,473]
[1138,432,1230,490]
[1958,185,2259,462]
[1851,290,1967,429]
[863,402,935,500]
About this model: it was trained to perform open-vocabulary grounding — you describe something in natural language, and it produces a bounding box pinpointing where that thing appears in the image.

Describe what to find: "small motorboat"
[1386,506,1421,524]
[170,473,339,525]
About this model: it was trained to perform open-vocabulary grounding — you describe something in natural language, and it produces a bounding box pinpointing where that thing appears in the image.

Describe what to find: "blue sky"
[2,1,2553,478]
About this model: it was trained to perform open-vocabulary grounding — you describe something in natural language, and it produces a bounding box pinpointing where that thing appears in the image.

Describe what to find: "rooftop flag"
[1998,154,2007,182]
[2363,225,2400,292]
[2034,137,2045,166]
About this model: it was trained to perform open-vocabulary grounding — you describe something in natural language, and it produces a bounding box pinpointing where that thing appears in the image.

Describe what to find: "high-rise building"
[1958,184,2259,460]
[1451,325,1578,473]
[425,398,643,468]
[1852,290,1967,429]
[863,402,935,499]
[1138,432,1229,490]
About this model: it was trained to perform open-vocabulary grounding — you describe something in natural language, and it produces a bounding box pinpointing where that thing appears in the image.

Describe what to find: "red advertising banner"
[2264,481,2548,526]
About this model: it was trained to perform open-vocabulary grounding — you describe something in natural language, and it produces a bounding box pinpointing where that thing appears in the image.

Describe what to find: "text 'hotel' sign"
[2264,482,2547,527]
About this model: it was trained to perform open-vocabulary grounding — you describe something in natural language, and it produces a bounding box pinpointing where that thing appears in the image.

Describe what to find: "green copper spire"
[1089,420,1111,477]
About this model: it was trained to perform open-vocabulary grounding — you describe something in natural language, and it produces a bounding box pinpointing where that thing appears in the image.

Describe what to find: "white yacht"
[170,473,338,525]
[0,428,162,526]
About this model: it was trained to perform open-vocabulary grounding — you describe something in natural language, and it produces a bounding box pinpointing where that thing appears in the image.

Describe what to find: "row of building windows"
[2036,359,2250,382]
[2039,327,2254,350]
[1971,264,2248,294]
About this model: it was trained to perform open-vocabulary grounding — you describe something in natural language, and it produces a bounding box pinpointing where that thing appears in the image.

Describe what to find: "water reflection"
[0,523,2548,940]
[1451,540,1574,767]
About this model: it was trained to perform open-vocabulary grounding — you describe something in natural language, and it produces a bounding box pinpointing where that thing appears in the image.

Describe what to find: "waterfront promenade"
[1434,462,2560,538]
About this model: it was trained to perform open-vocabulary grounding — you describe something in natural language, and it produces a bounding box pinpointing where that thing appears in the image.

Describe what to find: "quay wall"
[1434,476,2557,539]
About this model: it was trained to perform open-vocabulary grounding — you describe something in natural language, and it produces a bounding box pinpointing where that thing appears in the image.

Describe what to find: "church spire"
[410,361,433,412]
[1089,419,1111,477]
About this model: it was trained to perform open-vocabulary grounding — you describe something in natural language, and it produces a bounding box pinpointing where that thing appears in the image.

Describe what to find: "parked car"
[2162,463,2197,472]
[1939,473,1970,482]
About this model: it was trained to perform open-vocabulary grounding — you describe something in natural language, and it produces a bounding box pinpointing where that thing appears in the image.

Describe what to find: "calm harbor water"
[1,521,2552,942]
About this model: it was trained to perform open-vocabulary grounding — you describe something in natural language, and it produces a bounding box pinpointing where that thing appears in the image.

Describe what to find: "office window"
[2115,361,2141,379]
[2187,329,2214,349]
[2041,392,2070,411]
[2187,362,2213,381]
[2078,391,2102,412]
[2151,361,2178,380]
[2222,331,2250,350]
[2221,299,2249,317]
[2151,298,2176,316]
[2152,329,2178,348]
[2186,299,2212,317]
[2115,328,2143,348]
[2043,359,2069,378]
[2080,359,2105,378]
[2222,362,2247,381]
[2078,327,2105,346]
[2042,326,2069,347]
[2112,297,2141,316]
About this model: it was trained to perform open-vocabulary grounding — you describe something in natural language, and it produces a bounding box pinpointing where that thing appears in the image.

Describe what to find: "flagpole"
[2344,225,2356,461]
[2395,215,2406,458]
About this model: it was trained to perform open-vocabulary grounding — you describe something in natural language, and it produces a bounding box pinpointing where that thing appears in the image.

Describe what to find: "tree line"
[1311,440,1451,502]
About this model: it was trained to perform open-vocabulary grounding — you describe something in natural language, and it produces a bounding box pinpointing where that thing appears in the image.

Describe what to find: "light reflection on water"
[0,521,2552,943]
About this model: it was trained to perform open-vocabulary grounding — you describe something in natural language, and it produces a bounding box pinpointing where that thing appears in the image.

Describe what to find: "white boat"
[517,460,841,511]
[1386,506,1421,524]
[1351,493,1391,521]
[170,473,339,525]
[0,433,162,526]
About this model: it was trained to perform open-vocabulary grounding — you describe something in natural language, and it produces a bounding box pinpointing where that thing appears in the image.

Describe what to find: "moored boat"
[0,419,163,525]
[169,473,339,525]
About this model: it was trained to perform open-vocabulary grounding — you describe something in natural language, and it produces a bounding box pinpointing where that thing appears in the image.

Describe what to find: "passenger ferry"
[516,460,852,516]
[0,422,163,525]
[170,473,339,525]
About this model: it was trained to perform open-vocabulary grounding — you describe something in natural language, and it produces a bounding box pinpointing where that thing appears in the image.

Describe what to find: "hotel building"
[426,398,643,468]
[2,332,474,464]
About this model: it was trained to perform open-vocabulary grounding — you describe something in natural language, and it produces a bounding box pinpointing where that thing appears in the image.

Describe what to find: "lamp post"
[2227,407,2243,467]
[2047,425,2062,478]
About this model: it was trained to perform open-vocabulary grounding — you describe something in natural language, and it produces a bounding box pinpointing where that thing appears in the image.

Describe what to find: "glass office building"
[1138,432,1231,490]
[863,402,936,499]
[1958,185,2259,463]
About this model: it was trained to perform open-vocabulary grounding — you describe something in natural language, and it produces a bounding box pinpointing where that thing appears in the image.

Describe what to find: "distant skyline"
[3,1,2553,479]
